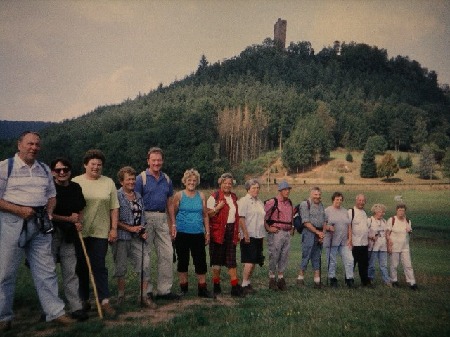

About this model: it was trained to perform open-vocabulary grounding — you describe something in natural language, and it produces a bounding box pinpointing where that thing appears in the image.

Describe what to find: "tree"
[412,116,428,152]
[397,153,412,168]
[377,153,399,179]
[360,149,377,178]
[418,145,436,179]
[365,135,388,155]
[442,147,450,179]
[197,54,209,74]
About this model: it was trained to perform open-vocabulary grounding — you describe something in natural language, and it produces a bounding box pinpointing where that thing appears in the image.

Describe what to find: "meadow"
[6,187,450,337]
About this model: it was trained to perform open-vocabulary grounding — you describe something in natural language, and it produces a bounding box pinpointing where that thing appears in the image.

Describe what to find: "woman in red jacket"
[206,173,244,297]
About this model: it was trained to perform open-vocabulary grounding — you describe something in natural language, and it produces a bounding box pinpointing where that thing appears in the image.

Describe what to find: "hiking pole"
[140,228,146,308]
[78,232,103,319]
[326,223,335,286]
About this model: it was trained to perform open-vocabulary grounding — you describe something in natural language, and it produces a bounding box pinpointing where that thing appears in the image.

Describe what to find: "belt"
[146,210,166,213]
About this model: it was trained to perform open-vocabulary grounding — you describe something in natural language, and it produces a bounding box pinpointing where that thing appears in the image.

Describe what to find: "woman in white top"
[387,203,417,290]
[367,203,391,287]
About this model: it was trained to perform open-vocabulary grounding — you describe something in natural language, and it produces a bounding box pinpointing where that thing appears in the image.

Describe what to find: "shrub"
[398,154,413,169]
[339,176,345,185]
[345,152,353,162]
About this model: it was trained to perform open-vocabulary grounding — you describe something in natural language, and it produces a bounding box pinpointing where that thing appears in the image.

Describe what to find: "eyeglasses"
[54,167,70,174]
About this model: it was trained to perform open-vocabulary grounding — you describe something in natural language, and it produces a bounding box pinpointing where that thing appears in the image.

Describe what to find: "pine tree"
[419,145,436,179]
[360,149,377,178]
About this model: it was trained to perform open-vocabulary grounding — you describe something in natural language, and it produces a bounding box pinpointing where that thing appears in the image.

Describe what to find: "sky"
[1,0,449,122]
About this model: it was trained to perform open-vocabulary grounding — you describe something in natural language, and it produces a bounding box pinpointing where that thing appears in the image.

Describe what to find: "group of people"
[0,131,418,332]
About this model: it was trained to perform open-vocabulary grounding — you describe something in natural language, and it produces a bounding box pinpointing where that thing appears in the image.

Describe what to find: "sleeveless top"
[176,191,204,234]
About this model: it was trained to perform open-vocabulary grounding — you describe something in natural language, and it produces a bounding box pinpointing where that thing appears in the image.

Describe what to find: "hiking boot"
[392,281,400,288]
[147,292,154,301]
[0,320,12,332]
[410,284,418,291]
[140,296,157,309]
[180,283,188,296]
[329,277,338,288]
[269,278,278,290]
[71,309,89,321]
[117,295,125,305]
[230,284,245,297]
[101,302,116,317]
[296,279,305,287]
[346,278,356,289]
[242,284,257,295]
[313,282,323,289]
[198,287,216,299]
[277,278,287,291]
[156,292,181,301]
[82,300,92,312]
[213,283,222,295]
[53,314,76,326]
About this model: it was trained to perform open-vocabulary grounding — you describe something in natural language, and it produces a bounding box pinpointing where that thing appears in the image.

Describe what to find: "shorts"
[240,237,264,264]
[209,223,236,268]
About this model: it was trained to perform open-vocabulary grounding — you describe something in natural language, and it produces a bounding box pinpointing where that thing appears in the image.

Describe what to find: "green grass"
[4,189,450,337]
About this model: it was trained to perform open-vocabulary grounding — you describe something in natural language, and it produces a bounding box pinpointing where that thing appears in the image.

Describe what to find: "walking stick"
[140,235,145,308]
[326,224,335,286]
[78,232,103,319]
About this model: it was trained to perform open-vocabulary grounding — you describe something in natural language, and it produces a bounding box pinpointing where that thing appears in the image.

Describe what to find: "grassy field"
[5,188,450,337]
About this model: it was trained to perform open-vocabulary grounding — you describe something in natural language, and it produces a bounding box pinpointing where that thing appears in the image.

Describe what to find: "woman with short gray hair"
[237,179,265,295]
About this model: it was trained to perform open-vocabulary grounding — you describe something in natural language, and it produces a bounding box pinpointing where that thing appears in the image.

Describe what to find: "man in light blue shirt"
[0,131,74,332]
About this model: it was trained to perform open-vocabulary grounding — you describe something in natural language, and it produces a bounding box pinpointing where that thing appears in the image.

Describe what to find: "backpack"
[293,200,310,234]
[7,157,49,178]
[140,170,171,186]
[264,197,293,226]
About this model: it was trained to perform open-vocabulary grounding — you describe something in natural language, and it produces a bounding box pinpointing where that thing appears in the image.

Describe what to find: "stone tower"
[274,18,287,49]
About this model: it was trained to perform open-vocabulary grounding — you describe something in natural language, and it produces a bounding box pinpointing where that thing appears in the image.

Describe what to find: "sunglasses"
[54,167,70,174]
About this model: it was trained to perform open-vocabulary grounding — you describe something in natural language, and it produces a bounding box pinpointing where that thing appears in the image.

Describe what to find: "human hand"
[19,206,35,220]
[68,213,80,223]
[74,222,83,232]
[108,229,118,242]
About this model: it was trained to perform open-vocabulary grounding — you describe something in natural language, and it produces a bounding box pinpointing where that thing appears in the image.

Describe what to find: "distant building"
[274,18,287,49]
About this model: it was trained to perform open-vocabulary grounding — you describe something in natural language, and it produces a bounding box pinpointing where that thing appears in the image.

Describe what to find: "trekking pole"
[326,224,335,286]
[78,232,103,319]
[140,231,145,308]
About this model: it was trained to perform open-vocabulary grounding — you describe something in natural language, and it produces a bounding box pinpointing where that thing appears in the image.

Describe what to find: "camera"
[34,207,54,234]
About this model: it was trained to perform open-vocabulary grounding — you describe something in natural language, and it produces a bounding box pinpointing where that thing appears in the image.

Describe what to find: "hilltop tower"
[274,18,287,49]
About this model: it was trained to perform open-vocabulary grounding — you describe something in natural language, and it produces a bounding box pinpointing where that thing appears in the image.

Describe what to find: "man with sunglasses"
[50,158,88,321]
[0,132,75,332]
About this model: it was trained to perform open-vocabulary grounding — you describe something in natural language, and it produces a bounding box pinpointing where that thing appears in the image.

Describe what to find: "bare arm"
[167,196,176,239]
[0,199,35,219]
[108,208,119,242]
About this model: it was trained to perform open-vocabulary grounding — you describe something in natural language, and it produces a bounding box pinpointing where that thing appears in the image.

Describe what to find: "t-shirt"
[349,207,369,246]
[387,216,411,252]
[72,174,119,239]
[237,194,266,239]
[324,206,350,247]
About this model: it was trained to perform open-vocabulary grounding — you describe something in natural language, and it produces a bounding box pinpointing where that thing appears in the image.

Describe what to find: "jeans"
[52,229,83,312]
[144,212,173,295]
[267,230,291,275]
[0,211,65,322]
[77,237,110,302]
[326,244,354,279]
[368,250,390,283]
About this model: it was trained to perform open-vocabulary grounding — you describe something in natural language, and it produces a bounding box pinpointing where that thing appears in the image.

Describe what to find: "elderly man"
[135,147,179,300]
[0,131,74,332]
[297,186,326,288]
[349,194,370,287]
[264,181,294,291]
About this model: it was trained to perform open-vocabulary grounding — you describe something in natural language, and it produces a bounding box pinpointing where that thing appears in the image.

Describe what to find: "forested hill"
[0,121,54,140]
[2,39,449,186]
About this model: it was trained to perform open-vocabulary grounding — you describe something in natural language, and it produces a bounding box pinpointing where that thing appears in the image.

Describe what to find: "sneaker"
[213,283,222,295]
[410,284,418,291]
[140,296,157,309]
[71,309,89,321]
[52,314,76,326]
[329,277,338,288]
[156,292,181,301]
[242,284,257,295]
[230,284,245,297]
[101,302,116,317]
[296,279,305,287]
[198,287,216,299]
[0,320,12,332]
[277,278,287,291]
[269,278,278,290]
[392,281,400,288]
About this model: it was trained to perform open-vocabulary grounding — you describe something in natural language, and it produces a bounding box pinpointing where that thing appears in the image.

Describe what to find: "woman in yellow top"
[72,149,119,317]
